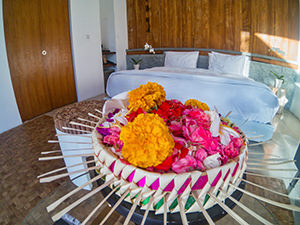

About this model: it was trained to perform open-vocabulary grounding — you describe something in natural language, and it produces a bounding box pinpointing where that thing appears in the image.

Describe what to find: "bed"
[106,53,279,142]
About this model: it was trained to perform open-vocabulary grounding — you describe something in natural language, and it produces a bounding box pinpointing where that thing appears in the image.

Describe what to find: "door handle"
[42,50,47,55]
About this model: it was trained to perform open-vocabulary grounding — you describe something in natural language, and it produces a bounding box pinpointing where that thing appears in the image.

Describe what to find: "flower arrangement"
[96,82,245,174]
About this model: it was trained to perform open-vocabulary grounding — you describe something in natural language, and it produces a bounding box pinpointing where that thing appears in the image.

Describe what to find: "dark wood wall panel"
[127,0,299,62]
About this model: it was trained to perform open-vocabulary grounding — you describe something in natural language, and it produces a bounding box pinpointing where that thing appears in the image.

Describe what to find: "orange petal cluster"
[185,99,210,111]
[128,82,166,111]
[119,113,174,168]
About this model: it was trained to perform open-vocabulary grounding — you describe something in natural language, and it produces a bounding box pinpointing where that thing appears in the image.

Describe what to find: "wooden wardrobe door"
[3,0,53,121]
[39,0,77,109]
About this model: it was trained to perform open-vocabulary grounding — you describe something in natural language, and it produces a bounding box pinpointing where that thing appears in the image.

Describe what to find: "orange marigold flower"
[119,113,174,168]
[128,82,166,111]
[185,99,210,111]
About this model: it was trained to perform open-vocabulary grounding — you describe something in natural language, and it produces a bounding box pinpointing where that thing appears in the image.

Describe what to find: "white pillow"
[208,52,249,77]
[164,51,199,69]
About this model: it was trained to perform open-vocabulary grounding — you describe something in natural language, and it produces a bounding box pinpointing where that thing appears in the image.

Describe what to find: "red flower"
[154,155,174,171]
[126,108,145,122]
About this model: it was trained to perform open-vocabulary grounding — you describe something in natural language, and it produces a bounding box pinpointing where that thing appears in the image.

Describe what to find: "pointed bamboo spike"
[62,126,92,134]
[55,133,92,138]
[208,193,249,225]
[48,140,91,144]
[69,121,95,129]
[88,112,101,120]
[248,141,270,147]
[228,183,300,212]
[239,119,248,127]
[247,167,298,172]
[140,196,155,225]
[81,184,121,225]
[191,192,215,225]
[163,195,168,225]
[247,135,265,140]
[47,173,104,212]
[41,149,93,155]
[247,160,296,166]
[38,159,96,178]
[39,153,94,161]
[99,189,131,225]
[245,171,300,180]
[240,178,298,200]
[77,117,98,124]
[123,191,142,225]
[41,150,62,155]
[178,196,188,225]
[224,111,232,118]
[52,179,114,222]
[39,165,100,183]
[219,189,273,225]
[95,109,103,115]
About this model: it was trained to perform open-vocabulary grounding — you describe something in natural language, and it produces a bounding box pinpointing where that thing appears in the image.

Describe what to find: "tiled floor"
[0,95,299,224]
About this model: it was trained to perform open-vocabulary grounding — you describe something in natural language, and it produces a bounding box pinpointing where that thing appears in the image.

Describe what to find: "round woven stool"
[53,100,105,190]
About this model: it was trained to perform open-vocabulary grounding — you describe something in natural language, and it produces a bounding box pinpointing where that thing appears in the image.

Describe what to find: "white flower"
[144,43,150,50]
[203,153,221,169]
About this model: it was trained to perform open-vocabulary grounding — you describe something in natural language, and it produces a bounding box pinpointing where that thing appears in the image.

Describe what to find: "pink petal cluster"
[103,127,123,151]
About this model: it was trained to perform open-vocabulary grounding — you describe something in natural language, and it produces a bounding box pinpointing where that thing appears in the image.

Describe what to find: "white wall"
[114,0,128,71]
[69,0,105,101]
[100,0,116,52]
[0,1,22,134]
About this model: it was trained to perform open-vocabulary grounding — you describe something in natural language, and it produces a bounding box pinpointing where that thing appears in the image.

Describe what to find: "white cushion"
[208,51,249,77]
[164,51,199,69]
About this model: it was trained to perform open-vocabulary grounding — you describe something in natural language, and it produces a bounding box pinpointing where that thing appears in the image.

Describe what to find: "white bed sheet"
[106,67,279,141]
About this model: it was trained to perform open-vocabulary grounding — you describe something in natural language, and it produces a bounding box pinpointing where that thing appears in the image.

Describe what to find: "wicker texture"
[54,100,104,134]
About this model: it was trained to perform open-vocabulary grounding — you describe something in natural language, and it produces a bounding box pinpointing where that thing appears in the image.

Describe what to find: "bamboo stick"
[39,153,94,161]
[219,189,273,225]
[37,159,96,178]
[247,135,265,140]
[247,167,298,172]
[55,133,92,138]
[39,165,100,183]
[52,179,114,221]
[239,178,298,199]
[163,195,168,225]
[247,160,296,166]
[77,117,98,124]
[191,192,215,225]
[224,111,232,118]
[95,109,103,115]
[47,173,104,212]
[245,171,300,180]
[208,193,249,225]
[247,151,280,158]
[48,140,91,144]
[62,126,92,134]
[248,141,270,147]
[81,184,121,225]
[228,183,300,212]
[123,191,142,225]
[178,196,188,225]
[69,121,95,129]
[41,149,93,155]
[88,113,101,120]
[248,157,290,162]
[99,189,131,225]
[140,196,155,225]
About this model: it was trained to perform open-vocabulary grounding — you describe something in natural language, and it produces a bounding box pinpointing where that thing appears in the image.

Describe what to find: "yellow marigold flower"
[185,99,210,111]
[128,82,166,111]
[119,113,174,168]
